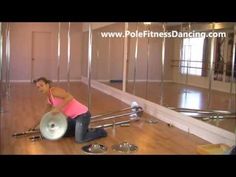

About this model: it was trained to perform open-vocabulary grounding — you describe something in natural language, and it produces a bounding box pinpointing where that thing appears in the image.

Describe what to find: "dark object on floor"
[110,80,123,83]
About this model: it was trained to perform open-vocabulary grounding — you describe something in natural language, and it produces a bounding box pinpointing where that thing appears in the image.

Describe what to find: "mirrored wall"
[82,22,236,134]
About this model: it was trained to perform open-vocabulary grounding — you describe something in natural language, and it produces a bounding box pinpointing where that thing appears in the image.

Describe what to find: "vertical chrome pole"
[108,37,111,83]
[179,23,187,106]
[87,23,93,110]
[230,25,236,95]
[57,22,61,83]
[160,23,166,105]
[31,31,34,83]
[5,23,8,93]
[186,23,191,90]
[0,23,2,87]
[122,22,129,92]
[6,23,10,96]
[208,22,216,108]
[4,23,7,94]
[179,24,183,72]
[67,22,71,88]
[0,22,3,113]
[133,23,139,94]
[0,24,1,159]
[145,23,151,98]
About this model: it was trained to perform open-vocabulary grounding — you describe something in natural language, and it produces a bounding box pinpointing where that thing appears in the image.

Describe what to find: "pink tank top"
[48,88,88,119]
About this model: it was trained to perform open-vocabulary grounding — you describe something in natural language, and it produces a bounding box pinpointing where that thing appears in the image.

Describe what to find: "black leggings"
[64,111,107,143]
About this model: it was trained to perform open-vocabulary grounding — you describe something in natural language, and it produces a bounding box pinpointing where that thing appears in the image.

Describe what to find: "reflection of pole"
[57,22,61,83]
[184,45,191,91]
[160,23,166,105]
[67,22,71,88]
[184,23,191,93]
[133,23,139,95]
[145,24,150,98]
[179,24,183,71]
[208,23,216,108]
[122,23,129,92]
[230,25,236,112]
[87,23,93,110]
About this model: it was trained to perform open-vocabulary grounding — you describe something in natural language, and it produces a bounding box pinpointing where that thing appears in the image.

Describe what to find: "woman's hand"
[51,107,60,115]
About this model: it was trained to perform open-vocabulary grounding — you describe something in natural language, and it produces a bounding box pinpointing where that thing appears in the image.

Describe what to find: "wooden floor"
[105,82,236,133]
[0,82,214,154]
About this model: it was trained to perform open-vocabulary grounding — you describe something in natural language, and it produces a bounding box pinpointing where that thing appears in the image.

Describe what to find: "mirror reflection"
[90,22,236,133]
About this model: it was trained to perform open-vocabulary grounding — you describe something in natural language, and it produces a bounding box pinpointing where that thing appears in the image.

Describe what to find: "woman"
[33,77,107,143]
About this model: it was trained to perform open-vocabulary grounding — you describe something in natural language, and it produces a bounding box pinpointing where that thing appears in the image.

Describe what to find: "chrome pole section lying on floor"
[91,107,143,123]
[168,107,234,114]
[168,107,236,119]
[12,118,136,142]
[94,120,132,129]
[188,114,236,119]
[12,128,40,138]
[91,107,134,119]
[91,101,141,119]
[12,104,144,142]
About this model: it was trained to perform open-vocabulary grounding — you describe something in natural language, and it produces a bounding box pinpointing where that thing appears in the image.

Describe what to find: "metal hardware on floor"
[12,101,144,142]
[145,119,159,124]
[112,141,138,153]
[81,143,107,154]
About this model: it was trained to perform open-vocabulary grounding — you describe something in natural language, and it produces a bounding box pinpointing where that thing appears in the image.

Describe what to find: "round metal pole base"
[81,143,107,154]
[112,141,138,153]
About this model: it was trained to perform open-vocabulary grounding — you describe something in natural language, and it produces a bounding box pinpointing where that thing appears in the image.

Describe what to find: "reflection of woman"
[34,77,107,143]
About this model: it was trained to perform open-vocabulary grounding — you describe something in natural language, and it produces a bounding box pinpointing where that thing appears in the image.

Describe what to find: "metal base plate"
[81,143,107,154]
[40,112,68,140]
[112,141,138,153]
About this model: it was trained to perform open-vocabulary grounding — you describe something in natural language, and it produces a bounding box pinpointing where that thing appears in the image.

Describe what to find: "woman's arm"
[50,87,74,114]
[32,103,52,129]
[45,103,52,113]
